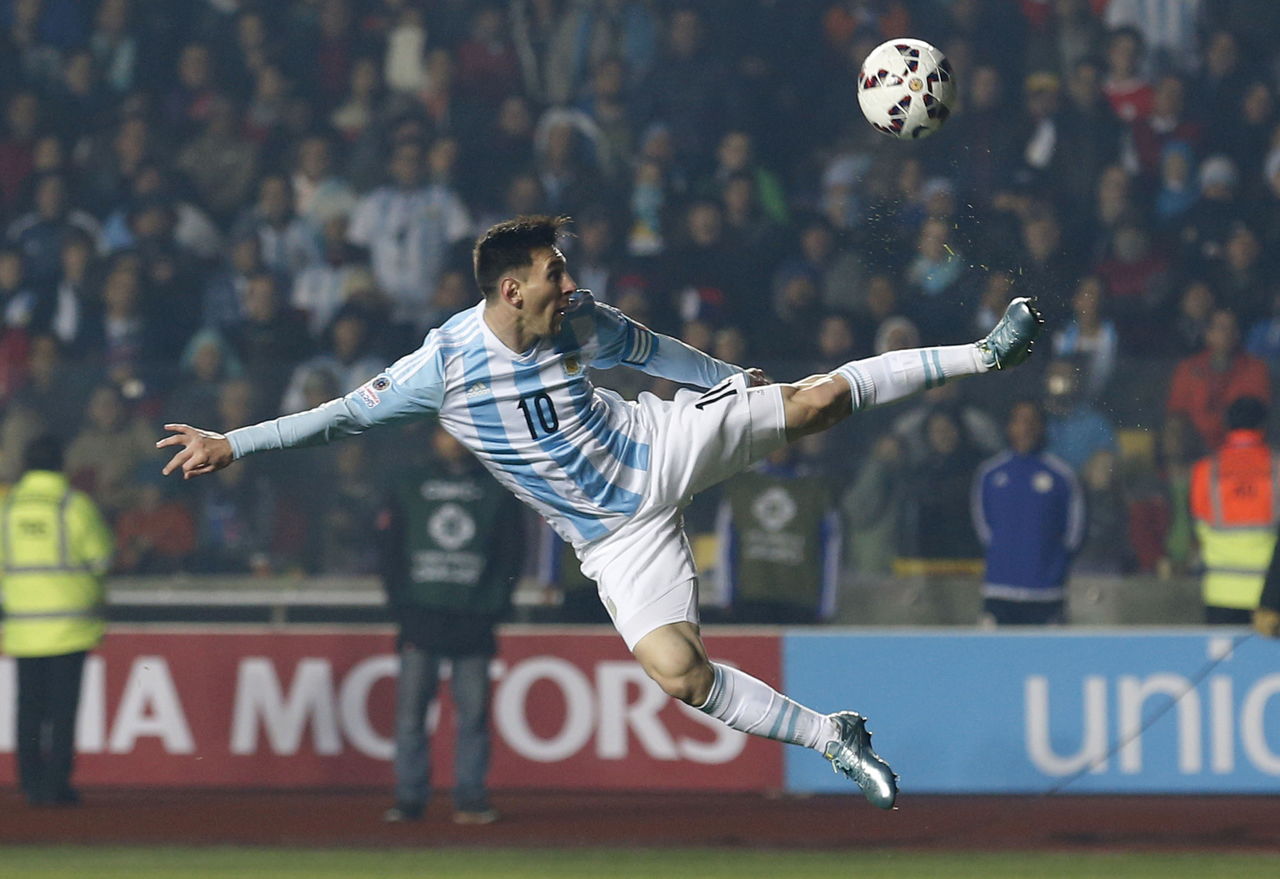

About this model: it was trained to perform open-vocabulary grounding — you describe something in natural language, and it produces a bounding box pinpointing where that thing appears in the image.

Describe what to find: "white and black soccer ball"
[857,38,956,140]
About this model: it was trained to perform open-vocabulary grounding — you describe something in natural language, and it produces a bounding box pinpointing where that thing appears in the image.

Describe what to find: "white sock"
[696,662,839,752]
[836,344,985,411]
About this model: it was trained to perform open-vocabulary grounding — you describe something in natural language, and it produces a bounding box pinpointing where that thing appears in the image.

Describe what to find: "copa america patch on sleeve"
[357,374,391,408]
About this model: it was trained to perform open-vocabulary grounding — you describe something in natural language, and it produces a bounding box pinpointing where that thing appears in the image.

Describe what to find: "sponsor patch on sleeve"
[357,373,393,407]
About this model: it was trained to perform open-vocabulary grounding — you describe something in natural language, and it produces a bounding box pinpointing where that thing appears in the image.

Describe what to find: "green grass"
[1,847,1276,879]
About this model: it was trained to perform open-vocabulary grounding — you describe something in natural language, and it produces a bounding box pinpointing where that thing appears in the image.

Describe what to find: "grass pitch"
[1,847,1276,879]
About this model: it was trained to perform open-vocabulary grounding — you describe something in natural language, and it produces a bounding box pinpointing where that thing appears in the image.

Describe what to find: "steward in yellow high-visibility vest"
[1190,397,1278,625]
[1,435,112,806]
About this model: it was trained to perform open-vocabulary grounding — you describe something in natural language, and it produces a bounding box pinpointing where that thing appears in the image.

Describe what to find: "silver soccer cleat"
[977,297,1044,370]
[823,710,898,810]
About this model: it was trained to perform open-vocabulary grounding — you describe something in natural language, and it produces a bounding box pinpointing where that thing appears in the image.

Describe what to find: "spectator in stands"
[175,96,260,223]
[892,382,1003,467]
[1072,449,1132,576]
[292,216,380,340]
[64,382,153,518]
[329,55,384,145]
[1154,141,1199,228]
[114,462,196,574]
[6,172,101,287]
[223,271,313,418]
[1209,80,1274,187]
[88,0,137,96]
[166,328,241,429]
[699,130,788,227]
[1093,220,1170,343]
[290,134,356,235]
[1167,277,1216,357]
[232,174,322,282]
[7,333,87,443]
[1101,26,1153,122]
[1053,57,1124,211]
[1213,223,1268,329]
[189,456,279,575]
[897,407,985,568]
[1179,155,1240,270]
[0,91,41,215]
[905,216,968,343]
[1167,308,1270,450]
[1052,275,1117,400]
[1190,396,1279,624]
[842,432,907,578]
[1044,358,1117,474]
[100,162,223,262]
[347,138,471,330]
[280,304,383,415]
[1129,74,1201,183]
[972,400,1085,625]
[455,4,521,108]
[532,108,605,212]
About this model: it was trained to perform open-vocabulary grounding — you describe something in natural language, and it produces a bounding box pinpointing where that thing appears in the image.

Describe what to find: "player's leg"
[780,297,1043,440]
[631,620,897,809]
[387,645,439,821]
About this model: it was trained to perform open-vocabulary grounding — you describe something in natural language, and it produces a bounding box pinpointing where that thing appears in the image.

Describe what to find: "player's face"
[521,247,576,336]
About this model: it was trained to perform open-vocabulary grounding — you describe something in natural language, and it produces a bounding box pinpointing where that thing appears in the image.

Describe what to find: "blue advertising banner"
[783,629,1280,794]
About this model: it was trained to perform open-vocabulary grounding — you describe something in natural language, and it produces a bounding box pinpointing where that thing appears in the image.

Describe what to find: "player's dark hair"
[472,215,571,300]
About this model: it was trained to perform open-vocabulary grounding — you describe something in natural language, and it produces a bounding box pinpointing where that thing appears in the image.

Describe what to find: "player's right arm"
[584,294,748,389]
[158,343,446,480]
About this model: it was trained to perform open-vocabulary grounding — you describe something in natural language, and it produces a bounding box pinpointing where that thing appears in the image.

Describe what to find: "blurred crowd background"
[0,0,1277,611]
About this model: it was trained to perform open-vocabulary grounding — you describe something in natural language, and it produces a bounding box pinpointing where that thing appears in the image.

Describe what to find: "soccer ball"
[857,38,956,140]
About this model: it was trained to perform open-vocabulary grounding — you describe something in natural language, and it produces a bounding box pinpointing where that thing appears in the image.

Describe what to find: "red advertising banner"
[0,626,782,791]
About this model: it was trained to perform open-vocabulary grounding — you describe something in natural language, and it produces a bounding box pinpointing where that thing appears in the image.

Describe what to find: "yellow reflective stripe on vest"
[1196,522,1277,608]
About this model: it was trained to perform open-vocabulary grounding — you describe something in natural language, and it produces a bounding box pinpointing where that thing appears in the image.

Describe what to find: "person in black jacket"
[376,423,524,825]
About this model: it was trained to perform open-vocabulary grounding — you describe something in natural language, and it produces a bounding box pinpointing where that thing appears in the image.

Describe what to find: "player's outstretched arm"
[157,424,235,480]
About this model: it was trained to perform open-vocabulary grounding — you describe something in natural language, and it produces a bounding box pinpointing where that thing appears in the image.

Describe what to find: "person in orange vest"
[1190,396,1278,624]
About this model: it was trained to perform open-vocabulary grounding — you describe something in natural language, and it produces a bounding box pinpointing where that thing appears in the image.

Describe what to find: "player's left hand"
[744,367,770,387]
[156,423,235,480]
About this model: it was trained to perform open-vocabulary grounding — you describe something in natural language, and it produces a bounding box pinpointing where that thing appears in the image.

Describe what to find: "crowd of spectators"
[0,0,1278,589]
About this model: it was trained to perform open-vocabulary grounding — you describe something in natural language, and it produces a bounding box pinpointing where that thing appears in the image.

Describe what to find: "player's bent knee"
[782,380,849,437]
[641,658,714,705]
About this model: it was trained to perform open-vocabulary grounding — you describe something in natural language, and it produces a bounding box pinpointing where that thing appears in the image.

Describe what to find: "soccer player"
[159,216,1042,809]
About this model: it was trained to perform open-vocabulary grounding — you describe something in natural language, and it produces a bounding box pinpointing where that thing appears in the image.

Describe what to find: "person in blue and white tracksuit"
[971,400,1086,626]
[159,215,1045,811]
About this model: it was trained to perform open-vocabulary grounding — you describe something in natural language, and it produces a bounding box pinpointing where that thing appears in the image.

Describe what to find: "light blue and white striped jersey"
[227,292,742,548]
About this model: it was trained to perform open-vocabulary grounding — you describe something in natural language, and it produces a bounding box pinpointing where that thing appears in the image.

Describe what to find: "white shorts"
[578,373,788,649]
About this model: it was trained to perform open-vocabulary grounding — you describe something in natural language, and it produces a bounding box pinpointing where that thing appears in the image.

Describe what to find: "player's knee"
[645,659,714,705]
[784,382,848,435]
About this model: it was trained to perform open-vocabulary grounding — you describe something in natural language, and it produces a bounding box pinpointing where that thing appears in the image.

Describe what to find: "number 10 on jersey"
[516,392,560,439]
